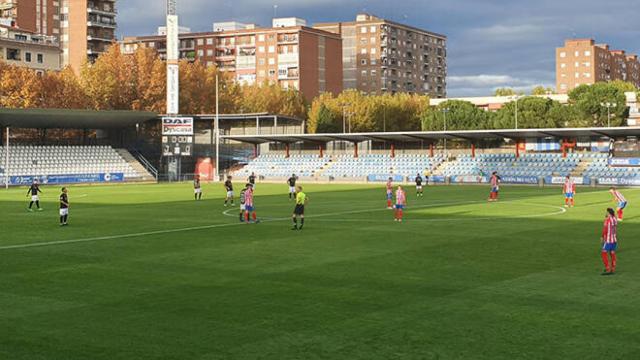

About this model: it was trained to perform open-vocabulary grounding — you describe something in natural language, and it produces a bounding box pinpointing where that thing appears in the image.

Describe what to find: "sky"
[117,0,640,97]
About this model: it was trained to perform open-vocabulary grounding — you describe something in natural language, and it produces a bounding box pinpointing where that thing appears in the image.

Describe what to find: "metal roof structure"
[221,126,640,145]
[0,109,158,129]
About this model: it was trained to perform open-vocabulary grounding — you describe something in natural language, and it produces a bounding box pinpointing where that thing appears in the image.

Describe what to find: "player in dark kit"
[248,172,257,189]
[224,176,234,206]
[415,173,424,197]
[291,186,308,230]
[287,174,298,200]
[59,187,69,226]
[193,175,202,200]
[27,180,43,211]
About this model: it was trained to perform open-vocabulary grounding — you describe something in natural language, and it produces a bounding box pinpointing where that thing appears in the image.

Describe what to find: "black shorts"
[293,204,305,215]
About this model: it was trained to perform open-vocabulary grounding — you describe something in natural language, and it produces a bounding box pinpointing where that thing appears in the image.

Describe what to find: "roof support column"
[471,143,476,158]
[429,143,434,158]
[515,139,521,158]
[353,142,359,158]
[285,143,290,158]
[390,143,396,158]
[319,144,324,158]
[253,144,258,159]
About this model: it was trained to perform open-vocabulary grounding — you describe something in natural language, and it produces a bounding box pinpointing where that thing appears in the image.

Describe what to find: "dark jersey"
[248,175,256,184]
[415,176,423,186]
[28,184,41,196]
[59,193,68,209]
[224,180,233,192]
[239,189,246,205]
[287,177,297,187]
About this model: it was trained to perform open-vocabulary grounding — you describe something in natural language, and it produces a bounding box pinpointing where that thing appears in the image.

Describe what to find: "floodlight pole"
[4,126,8,189]
[215,73,220,181]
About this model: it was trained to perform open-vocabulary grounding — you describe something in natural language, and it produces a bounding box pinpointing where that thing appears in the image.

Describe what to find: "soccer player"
[193,175,202,201]
[239,185,247,222]
[291,185,307,230]
[386,177,394,209]
[609,187,627,221]
[248,172,257,190]
[27,180,43,211]
[563,176,576,207]
[59,187,69,226]
[415,173,424,197]
[394,185,407,222]
[600,208,619,275]
[488,172,501,202]
[287,174,297,200]
[244,183,258,223]
[223,176,234,206]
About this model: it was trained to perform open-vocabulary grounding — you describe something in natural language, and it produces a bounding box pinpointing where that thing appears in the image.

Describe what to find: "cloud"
[116,0,640,96]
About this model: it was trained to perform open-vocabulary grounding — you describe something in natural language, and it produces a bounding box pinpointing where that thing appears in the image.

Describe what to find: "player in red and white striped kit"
[563,176,576,207]
[609,187,627,221]
[386,177,394,209]
[600,208,619,275]
[394,186,407,222]
[488,172,500,202]
[243,184,258,224]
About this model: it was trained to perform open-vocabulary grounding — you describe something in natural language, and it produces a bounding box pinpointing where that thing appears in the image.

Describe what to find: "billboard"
[367,174,404,182]
[162,117,193,136]
[609,158,640,167]
[166,64,179,115]
[5,173,124,186]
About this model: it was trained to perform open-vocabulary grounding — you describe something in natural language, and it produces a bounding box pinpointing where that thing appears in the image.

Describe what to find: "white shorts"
[289,186,296,193]
[31,195,39,201]
[59,208,69,216]
[240,204,246,211]
[416,186,423,190]
[227,191,234,197]
[194,188,202,194]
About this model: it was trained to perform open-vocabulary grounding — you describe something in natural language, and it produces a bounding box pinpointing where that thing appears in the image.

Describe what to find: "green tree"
[531,86,554,95]
[422,100,490,131]
[315,104,340,133]
[494,88,517,96]
[492,97,562,129]
[568,82,630,127]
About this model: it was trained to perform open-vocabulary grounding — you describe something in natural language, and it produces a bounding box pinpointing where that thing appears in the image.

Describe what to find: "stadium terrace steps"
[0,145,147,181]
[115,149,157,182]
[571,158,593,177]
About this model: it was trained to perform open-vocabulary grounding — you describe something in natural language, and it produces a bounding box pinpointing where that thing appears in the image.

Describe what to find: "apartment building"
[120,18,342,101]
[556,39,640,94]
[0,24,60,71]
[0,0,59,36]
[314,14,447,97]
[60,0,117,71]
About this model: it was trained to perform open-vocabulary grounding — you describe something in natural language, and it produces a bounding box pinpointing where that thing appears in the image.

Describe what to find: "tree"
[315,104,340,133]
[531,86,554,95]
[492,97,563,129]
[568,82,630,127]
[422,100,491,131]
[494,88,517,96]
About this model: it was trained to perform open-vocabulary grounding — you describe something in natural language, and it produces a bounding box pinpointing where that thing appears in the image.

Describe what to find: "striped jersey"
[563,179,575,193]
[396,189,406,205]
[602,216,618,243]
[490,175,500,187]
[386,180,393,194]
[245,188,254,206]
[611,190,626,203]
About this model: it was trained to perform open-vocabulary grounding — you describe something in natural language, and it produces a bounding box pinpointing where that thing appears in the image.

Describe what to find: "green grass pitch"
[1,182,639,359]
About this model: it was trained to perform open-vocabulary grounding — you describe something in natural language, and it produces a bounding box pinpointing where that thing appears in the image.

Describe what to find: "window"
[206,38,213,45]
[560,63,566,68]
[575,72,579,78]
[37,53,43,63]
[585,50,591,56]
[268,46,275,53]
[584,73,591,78]
[197,50,204,57]
[560,52,566,58]
[361,70,367,77]
[575,62,579,67]
[268,58,275,65]
[361,48,367,54]
[258,58,265,65]
[371,70,377,77]
[370,37,376,44]
[574,51,579,56]
[258,34,265,41]
[370,26,376,33]
[583,62,590,67]
[360,38,367,45]
[258,70,265,77]
[25,52,32,62]
[360,27,367,34]
[197,39,204,45]
[258,46,265,53]
[207,49,213,56]
[371,59,377,65]
[268,69,276,76]
[370,48,376,55]
[7,48,20,60]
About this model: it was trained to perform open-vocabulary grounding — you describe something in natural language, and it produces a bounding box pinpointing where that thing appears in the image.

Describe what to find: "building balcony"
[87,6,117,16]
[87,20,116,29]
[87,35,114,42]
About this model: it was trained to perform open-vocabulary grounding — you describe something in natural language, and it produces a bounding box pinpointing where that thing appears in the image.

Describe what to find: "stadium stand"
[440,153,581,178]
[583,153,640,179]
[323,154,444,179]
[0,145,149,180]
[233,154,331,178]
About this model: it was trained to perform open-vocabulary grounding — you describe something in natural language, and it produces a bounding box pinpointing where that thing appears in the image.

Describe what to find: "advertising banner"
[451,175,487,183]
[497,176,539,184]
[7,173,124,186]
[367,174,404,182]
[597,177,640,186]
[609,158,640,167]
[545,176,588,185]
[162,117,193,136]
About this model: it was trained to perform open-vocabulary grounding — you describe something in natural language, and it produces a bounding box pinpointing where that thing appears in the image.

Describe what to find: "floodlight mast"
[166,0,179,116]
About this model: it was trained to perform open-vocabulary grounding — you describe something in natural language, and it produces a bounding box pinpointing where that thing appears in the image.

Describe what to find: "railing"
[129,149,158,180]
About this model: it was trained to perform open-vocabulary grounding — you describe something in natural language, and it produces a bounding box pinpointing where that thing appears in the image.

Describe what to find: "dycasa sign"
[162,117,194,136]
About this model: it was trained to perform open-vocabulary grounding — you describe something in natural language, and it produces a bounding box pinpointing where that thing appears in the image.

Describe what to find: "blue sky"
[117,0,640,97]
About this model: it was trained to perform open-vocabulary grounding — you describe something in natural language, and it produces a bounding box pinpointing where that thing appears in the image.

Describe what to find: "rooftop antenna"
[273,4,278,18]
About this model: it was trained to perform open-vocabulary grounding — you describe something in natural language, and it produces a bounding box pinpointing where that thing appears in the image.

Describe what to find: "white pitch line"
[0,199,566,251]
